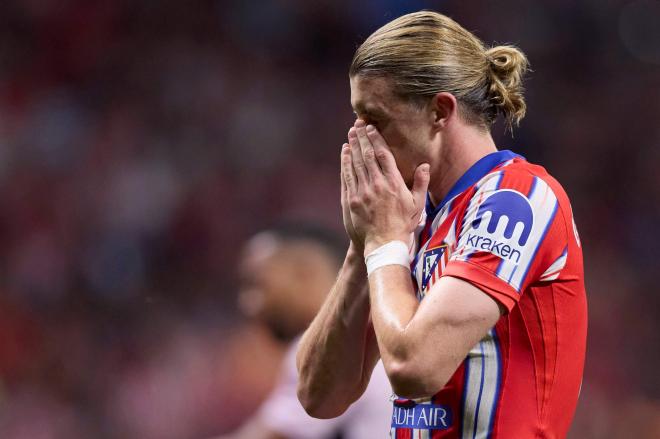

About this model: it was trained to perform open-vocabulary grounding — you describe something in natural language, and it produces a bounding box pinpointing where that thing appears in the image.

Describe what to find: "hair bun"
[485,45,529,129]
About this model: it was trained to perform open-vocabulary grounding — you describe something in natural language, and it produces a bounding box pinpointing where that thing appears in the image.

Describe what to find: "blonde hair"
[350,11,529,131]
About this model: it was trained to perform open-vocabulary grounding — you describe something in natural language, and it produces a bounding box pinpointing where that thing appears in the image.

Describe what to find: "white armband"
[365,240,411,276]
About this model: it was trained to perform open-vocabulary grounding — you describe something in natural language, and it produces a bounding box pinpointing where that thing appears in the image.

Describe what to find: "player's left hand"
[341,119,430,256]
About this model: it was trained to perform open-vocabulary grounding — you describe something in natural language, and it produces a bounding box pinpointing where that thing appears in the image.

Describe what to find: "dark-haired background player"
[218,224,391,439]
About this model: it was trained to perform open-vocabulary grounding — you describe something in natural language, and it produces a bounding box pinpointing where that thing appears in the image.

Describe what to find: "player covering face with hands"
[297,11,586,439]
[340,119,430,257]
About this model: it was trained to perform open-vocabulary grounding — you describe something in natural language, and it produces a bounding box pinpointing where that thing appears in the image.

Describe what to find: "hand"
[341,120,430,256]
[340,139,364,253]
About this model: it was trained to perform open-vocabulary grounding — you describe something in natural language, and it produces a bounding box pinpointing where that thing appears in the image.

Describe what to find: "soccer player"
[296,11,587,438]
[218,224,391,439]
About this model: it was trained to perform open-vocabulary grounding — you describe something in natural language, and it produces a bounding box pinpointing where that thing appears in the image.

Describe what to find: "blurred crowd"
[0,0,658,438]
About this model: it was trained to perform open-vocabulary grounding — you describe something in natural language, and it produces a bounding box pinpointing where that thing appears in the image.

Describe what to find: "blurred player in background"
[218,224,391,439]
[297,11,587,438]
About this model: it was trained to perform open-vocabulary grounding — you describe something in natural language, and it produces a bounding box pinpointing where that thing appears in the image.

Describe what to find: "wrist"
[364,240,411,276]
[347,241,364,261]
[344,242,367,277]
[364,234,411,257]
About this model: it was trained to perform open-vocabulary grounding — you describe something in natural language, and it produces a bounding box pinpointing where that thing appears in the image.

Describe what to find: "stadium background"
[0,0,658,437]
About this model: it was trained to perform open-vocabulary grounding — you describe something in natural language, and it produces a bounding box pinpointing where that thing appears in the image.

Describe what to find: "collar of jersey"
[425,149,524,221]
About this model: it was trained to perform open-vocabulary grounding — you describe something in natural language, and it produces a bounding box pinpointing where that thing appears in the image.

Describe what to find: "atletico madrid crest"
[421,243,449,292]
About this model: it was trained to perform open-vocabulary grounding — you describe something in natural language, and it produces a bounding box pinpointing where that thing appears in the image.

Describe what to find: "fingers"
[348,126,369,185]
[355,121,383,180]
[365,127,399,180]
[340,143,350,199]
[341,143,357,195]
[411,163,431,209]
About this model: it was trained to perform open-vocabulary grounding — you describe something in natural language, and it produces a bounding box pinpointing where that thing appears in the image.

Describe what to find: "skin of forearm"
[296,243,373,418]
[367,264,442,398]
[368,267,497,399]
[367,264,418,362]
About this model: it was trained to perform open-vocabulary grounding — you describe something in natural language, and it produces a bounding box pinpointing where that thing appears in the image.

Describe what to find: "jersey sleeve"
[442,169,569,311]
[257,341,341,438]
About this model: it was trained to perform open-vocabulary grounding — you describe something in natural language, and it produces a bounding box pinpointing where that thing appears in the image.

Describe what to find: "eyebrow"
[352,103,386,119]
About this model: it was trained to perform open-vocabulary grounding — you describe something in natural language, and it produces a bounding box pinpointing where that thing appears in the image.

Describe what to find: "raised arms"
[342,120,502,398]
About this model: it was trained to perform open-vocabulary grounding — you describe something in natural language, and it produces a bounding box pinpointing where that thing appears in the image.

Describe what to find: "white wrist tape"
[365,240,411,276]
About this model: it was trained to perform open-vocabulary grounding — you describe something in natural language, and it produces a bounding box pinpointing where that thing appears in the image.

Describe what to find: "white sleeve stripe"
[540,246,568,280]
[516,201,558,290]
[539,272,560,281]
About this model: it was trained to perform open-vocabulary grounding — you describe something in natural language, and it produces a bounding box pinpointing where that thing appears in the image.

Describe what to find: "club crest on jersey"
[466,189,534,264]
[421,244,448,291]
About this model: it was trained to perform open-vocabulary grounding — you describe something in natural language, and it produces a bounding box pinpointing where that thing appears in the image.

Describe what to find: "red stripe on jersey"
[396,426,411,439]
[496,167,535,196]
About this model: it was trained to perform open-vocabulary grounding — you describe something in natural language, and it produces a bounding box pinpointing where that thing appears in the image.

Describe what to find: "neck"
[427,125,498,206]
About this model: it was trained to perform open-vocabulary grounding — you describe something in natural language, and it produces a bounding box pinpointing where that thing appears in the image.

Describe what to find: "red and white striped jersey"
[390,150,587,438]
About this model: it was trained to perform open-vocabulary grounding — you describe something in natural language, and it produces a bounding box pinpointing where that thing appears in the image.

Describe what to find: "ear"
[430,92,458,130]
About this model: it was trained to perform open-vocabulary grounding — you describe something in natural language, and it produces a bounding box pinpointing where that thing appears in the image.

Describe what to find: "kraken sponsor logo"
[467,189,534,263]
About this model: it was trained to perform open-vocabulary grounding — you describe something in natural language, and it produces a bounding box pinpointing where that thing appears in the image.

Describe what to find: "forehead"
[350,75,400,116]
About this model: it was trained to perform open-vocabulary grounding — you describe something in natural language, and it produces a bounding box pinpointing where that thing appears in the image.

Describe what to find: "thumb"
[411,163,431,207]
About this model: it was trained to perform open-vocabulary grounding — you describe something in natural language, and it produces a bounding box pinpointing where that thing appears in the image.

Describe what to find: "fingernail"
[348,127,357,138]
[355,119,365,127]
[366,124,375,133]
